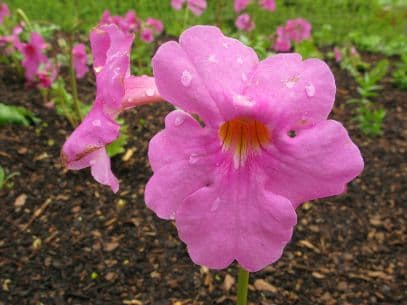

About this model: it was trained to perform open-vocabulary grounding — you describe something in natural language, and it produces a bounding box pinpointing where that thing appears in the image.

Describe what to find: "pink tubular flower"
[284,18,312,43]
[18,32,48,81]
[0,3,10,24]
[0,25,22,50]
[259,0,276,11]
[62,24,163,192]
[334,47,342,62]
[146,26,364,271]
[99,9,140,34]
[72,43,89,79]
[235,13,255,32]
[171,0,184,10]
[171,0,207,16]
[37,61,58,89]
[273,25,291,52]
[146,18,164,35]
[140,28,154,43]
[234,0,251,12]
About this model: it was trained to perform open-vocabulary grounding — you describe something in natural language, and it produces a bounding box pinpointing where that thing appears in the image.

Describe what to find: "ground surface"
[0,55,406,305]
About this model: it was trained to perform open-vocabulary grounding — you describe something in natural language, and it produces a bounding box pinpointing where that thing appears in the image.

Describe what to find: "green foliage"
[354,59,389,99]
[349,32,407,56]
[106,119,129,157]
[0,165,19,189]
[392,54,407,89]
[235,34,272,59]
[356,106,386,136]
[294,40,323,59]
[0,103,39,126]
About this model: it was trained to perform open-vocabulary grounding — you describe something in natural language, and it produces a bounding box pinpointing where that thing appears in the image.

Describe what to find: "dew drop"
[92,119,101,127]
[286,80,296,88]
[89,159,96,165]
[233,95,254,107]
[305,83,315,97]
[94,66,103,73]
[145,88,155,97]
[188,153,199,164]
[222,42,229,48]
[237,57,244,64]
[181,70,192,87]
[210,198,221,212]
[208,54,217,63]
[241,72,248,82]
[169,212,176,220]
[174,116,185,126]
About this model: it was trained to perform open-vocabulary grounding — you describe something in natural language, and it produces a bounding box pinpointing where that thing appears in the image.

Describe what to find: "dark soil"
[0,54,406,305]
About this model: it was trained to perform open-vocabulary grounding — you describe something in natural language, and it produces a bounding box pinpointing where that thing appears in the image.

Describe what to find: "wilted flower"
[72,43,89,79]
[284,18,312,43]
[0,3,10,24]
[234,0,251,12]
[147,26,363,271]
[259,0,276,11]
[235,13,255,32]
[171,0,207,16]
[62,24,162,192]
[333,47,342,62]
[18,32,48,81]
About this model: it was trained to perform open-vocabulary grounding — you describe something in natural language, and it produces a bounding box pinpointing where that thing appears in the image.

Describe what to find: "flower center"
[219,118,270,168]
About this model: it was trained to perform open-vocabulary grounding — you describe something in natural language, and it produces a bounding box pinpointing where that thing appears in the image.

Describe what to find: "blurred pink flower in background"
[259,0,276,11]
[18,32,48,81]
[0,25,23,52]
[334,47,342,62]
[0,3,10,24]
[147,25,364,271]
[72,43,89,79]
[171,0,207,16]
[273,25,291,52]
[234,0,251,12]
[141,28,154,43]
[284,18,312,42]
[235,13,255,32]
[37,61,58,89]
[99,9,140,33]
[62,24,163,192]
[146,18,164,35]
[350,46,358,56]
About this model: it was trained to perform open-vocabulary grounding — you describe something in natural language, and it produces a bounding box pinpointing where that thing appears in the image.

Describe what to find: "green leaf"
[294,40,323,59]
[0,166,5,189]
[0,103,39,126]
[106,120,129,157]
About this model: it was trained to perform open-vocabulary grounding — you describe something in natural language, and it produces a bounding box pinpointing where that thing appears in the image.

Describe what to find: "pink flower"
[72,43,89,79]
[62,24,163,192]
[284,18,312,43]
[140,28,154,43]
[350,46,358,57]
[171,0,207,16]
[235,13,255,32]
[234,0,251,12]
[334,47,342,62]
[259,0,276,11]
[19,32,48,81]
[0,25,22,50]
[147,26,363,271]
[146,18,164,35]
[273,26,291,52]
[100,9,112,24]
[99,9,140,33]
[37,61,58,89]
[0,3,10,24]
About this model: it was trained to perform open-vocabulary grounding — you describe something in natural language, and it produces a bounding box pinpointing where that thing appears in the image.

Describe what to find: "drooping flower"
[259,0,276,11]
[72,43,89,79]
[284,18,312,43]
[0,3,10,24]
[18,32,48,81]
[333,47,342,62]
[234,0,251,12]
[146,18,164,35]
[273,25,291,52]
[170,0,207,16]
[146,26,364,272]
[62,24,163,192]
[235,13,255,32]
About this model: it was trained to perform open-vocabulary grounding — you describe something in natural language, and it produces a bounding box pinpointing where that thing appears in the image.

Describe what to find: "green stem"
[236,266,249,305]
[182,6,190,30]
[16,9,33,32]
[68,42,82,122]
[57,78,77,128]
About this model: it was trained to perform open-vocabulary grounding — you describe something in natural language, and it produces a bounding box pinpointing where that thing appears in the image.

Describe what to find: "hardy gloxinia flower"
[99,9,140,34]
[72,43,89,79]
[284,18,312,43]
[171,0,207,16]
[259,0,276,11]
[334,47,342,62]
[140,28,154,43]
[0,25,22,52]
[234,0,251,12]
[146,18,164,35]
[62,24,162,192]
[18,32,48,81]
[37,61,58,88]
[273,25,291,52]
[146,26,364,271]
[0,3,10,24]
[235,13,255,32]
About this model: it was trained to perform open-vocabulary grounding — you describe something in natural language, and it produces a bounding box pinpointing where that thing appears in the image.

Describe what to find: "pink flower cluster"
[171,0,207,16]
[274,18,312,52]
[99,10,164,44]
[61,24,163,192]
[234,0,276,12]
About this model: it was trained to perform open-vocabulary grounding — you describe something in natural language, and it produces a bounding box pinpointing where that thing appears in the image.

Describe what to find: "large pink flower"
[235,13,255,32]
[146,26,364,271]
[170,0,207,16]
[234,0,251,12]
[259,0,276,11]
[284,18,312,43]
[0,3,10,24]
[72,43,89,79]
[18,32,48,81]
[62,24,162,192]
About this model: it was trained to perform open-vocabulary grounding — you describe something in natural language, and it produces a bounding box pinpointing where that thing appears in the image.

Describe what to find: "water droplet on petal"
[241,72,247,82]
[181,70,192,87]
[188,153,199,164]
[89,159,96,165]
[223,42,229,48]
[145,88,155,97]
[174,116,185,126]
[233,95,255,107]
[305,83,315,97]
[210,198,221,212]
[169,212,176,220]
[208,54,217,63]
[94,66,103,73]
[286,80,295,88]
[92,119,101,127]
[237,57,244,64]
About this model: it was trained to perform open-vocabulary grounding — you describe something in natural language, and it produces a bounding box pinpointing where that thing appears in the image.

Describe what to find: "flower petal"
[121,76,163,110]
[245,53,335,130]
[176,169,297,271]
[263,120,364,208]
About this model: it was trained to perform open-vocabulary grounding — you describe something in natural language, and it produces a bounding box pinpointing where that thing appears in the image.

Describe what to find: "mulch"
[0,52,406,305]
